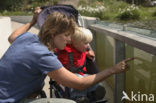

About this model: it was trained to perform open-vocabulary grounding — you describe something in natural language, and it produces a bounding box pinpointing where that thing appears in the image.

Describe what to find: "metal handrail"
[89,23,156,103]
[90,24,156,56]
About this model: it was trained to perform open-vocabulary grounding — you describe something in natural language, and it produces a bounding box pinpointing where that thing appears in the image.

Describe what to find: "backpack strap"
[68,52,86,73]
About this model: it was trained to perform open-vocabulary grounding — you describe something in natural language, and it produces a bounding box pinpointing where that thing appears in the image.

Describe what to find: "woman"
[0,9,134,103]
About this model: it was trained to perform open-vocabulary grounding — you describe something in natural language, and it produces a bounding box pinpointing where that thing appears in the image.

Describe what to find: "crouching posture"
[0,11,134,103]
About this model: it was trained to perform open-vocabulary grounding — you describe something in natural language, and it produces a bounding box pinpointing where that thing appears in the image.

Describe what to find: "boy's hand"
[86,50,95,61]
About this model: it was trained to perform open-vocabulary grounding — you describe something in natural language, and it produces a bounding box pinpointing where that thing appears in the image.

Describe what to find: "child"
[55,27,105,102]
[56,27,92,76]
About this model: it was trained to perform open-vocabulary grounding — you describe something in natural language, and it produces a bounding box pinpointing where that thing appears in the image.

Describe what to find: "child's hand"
[86,50,95,61]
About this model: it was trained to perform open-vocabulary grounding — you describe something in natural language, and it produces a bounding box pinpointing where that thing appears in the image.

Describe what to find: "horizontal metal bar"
[89,24,156,56]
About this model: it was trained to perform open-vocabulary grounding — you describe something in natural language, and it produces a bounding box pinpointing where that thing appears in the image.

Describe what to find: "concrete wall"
[10,16,39,29]
[0,17,12,58]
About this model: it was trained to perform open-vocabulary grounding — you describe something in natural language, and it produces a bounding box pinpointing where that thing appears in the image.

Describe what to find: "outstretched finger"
[124,57,135,63]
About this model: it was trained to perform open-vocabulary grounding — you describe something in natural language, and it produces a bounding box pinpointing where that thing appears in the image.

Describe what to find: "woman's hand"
[30,7,41,26]
[111,57,135,74]
[8,7,41,44]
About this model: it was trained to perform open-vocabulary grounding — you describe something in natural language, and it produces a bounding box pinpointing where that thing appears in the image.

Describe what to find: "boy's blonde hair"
[71,27,93,43]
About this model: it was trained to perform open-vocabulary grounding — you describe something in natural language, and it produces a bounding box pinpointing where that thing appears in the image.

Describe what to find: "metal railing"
[89,23,156,103]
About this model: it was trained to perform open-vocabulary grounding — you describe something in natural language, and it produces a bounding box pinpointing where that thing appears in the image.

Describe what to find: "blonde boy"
[55,27,105,102]
[56,27,93,75]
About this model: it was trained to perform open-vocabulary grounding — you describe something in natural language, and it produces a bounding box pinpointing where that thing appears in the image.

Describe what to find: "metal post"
[114,39,126,103]
[90,30,97,55]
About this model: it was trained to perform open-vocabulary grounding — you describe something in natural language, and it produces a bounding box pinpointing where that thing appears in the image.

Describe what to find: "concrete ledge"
[10,16,97,29]
[10,16,33,24]
[79,16,97,28]
[10,16,39,29]
[0,17,12,58]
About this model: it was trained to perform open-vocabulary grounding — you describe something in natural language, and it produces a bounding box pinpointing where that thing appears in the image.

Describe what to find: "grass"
[0,0,53,16]
[0,0,155,24]
[139,6,156,20]
[78,0,156,23]
[78,0,156,30]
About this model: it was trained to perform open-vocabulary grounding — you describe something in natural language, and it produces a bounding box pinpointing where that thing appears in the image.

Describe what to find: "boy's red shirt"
[55,44,87,75]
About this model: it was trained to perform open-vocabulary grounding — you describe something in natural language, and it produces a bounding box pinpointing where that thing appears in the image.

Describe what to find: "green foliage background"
[0,0,155,25]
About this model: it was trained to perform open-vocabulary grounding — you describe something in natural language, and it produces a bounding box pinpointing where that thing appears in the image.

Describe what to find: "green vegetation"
[117,5,140,20]
[0,0,155,23]
[78,0,156,22]
[153,10,156,16]
[0,0,53,16]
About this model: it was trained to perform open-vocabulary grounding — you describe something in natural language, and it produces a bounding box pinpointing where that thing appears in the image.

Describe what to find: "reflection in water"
[126,45,156,102]
[95,33,115,88]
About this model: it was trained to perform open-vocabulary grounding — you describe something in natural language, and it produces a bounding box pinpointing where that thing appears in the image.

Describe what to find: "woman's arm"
[48,57,134,90]
[8,8,40,44]
[8,22,35,44]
